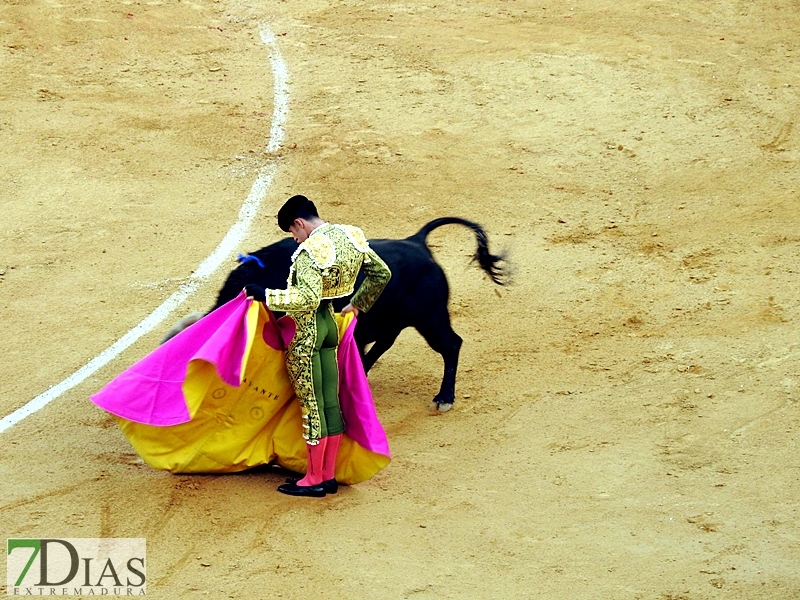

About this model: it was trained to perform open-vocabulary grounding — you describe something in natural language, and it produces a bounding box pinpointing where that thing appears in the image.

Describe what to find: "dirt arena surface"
[2,0,799,598]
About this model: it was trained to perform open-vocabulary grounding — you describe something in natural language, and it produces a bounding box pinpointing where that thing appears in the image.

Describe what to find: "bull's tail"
[409,217,506,285]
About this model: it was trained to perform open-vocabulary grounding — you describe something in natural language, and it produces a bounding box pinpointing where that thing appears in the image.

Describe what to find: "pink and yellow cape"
[90,293,390,485]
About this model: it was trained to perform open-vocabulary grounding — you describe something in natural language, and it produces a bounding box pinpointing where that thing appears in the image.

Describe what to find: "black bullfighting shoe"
[277,481,326,497]
[286,477,338,494]
[321,479,339,494]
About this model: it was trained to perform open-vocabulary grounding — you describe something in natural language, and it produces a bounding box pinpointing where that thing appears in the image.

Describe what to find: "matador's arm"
[351,248,391,312]
[264,251,322,312]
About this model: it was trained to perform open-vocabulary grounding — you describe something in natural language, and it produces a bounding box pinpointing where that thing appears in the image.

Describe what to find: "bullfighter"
[245,195,391,497]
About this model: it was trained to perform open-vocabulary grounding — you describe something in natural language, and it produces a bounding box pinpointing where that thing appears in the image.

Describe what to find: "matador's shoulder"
[332,224,370,252]
[294,230,336,269]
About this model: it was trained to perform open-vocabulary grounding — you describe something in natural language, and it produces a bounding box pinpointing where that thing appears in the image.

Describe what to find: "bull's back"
[369,238,447,306]
[337,238,449,342]
[214,235,447,328]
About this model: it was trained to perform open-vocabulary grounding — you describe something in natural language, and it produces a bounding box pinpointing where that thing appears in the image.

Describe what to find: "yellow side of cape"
[116,304,389,484]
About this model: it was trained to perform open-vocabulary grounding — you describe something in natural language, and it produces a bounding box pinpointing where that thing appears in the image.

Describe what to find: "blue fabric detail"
[237,253,265,269]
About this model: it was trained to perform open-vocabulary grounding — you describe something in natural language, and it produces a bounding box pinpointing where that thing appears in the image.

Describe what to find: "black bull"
[163,217,505,411]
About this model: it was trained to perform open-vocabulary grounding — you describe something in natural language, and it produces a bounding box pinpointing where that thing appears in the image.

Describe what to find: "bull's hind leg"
[415,318,463,413]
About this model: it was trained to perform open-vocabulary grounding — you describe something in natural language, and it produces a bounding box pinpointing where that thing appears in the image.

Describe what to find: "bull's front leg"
[361,332,402,374]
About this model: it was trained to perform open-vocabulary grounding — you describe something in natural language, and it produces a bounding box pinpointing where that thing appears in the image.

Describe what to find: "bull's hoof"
[428,401,453,414]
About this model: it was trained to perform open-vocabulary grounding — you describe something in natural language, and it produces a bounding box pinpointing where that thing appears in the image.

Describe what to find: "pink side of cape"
[89,294,251,426]
[337,318,391,457]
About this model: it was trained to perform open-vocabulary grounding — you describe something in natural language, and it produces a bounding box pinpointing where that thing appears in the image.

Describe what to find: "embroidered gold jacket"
[264,223,391,313]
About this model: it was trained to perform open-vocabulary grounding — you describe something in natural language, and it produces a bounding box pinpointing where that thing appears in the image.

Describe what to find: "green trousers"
[311,303,345,438]
[285,302,345,442]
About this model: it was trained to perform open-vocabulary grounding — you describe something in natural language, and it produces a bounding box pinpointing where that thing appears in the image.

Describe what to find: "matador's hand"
[341,303,360,317]
[243,284,266,303]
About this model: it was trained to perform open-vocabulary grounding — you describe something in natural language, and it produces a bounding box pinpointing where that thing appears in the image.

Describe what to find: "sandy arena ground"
[2,0,800,598]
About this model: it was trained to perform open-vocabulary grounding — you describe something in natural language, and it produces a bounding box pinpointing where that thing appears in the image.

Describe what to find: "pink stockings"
[322,434,342,482]
[296,437,326,486]
[296,433,342,487]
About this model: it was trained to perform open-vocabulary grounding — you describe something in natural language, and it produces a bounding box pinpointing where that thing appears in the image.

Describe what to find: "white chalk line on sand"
[0,24,289,434]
